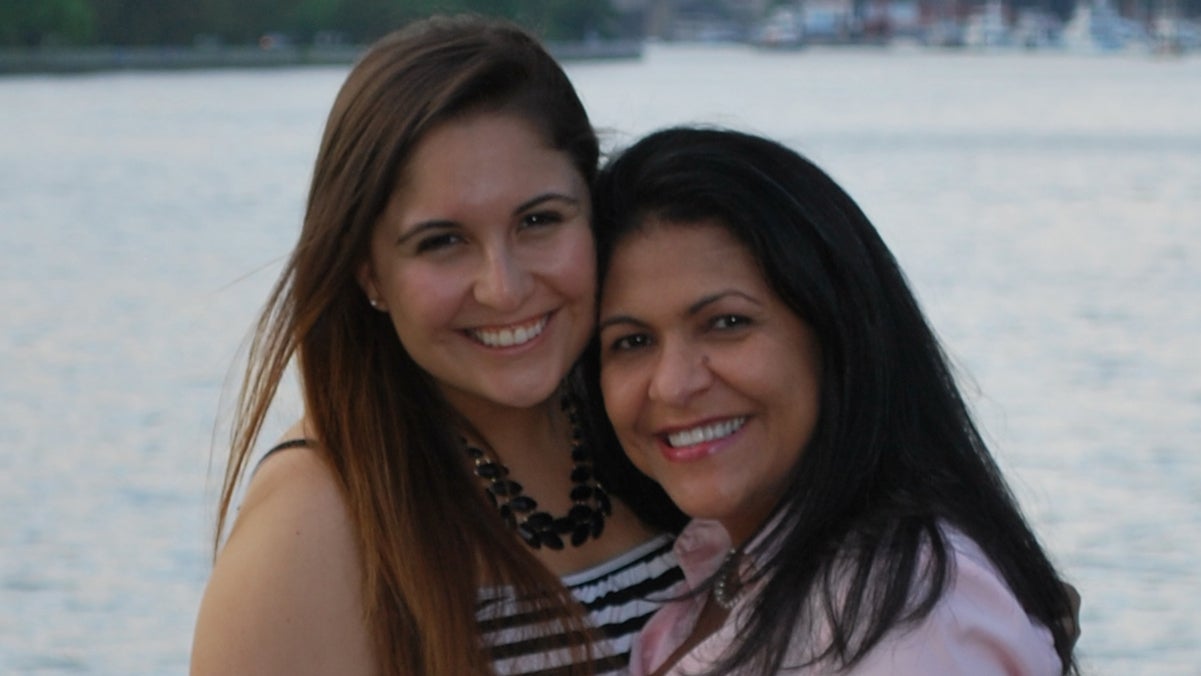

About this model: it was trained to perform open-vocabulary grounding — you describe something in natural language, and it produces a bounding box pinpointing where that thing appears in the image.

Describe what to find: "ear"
[356,259,387,312]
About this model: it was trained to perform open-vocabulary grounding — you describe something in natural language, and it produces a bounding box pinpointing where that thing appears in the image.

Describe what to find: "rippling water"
[1,45,1198,675]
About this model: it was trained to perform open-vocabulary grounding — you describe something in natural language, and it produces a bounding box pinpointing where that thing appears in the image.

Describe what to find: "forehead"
[613,217,750,266]
[601,219,762,303]
[394,112,582,202]
[410,112,537,173]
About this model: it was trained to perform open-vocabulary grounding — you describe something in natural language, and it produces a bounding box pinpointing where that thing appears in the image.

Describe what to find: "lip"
[654,416,747,463]
[463,311,553,351]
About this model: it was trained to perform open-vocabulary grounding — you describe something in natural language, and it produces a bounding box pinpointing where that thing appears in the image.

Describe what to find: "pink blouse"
[631,520,1061,675]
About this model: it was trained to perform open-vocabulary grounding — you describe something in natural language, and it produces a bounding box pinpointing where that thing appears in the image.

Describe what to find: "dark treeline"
[0,0,622,48]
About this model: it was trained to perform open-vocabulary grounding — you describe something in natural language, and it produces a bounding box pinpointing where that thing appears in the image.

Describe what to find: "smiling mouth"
[468,315,549,348]
[664,417,746,448]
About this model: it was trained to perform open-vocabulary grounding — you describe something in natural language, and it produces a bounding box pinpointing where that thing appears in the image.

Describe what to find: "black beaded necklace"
[464,398,612,550]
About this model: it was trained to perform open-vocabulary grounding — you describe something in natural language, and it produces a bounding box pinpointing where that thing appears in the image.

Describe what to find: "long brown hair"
[215,15,600,674]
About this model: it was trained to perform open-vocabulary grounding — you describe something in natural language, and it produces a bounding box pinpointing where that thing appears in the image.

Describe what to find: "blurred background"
[1,1,1199,675]
[2,0,1200,62]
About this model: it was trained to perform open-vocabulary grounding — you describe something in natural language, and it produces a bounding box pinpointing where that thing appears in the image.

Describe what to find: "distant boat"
[963,0,1013,48]
[752,8,805,48]
[1012,8,1064,49]
[1061,0,1148,52]
[923,19,967,48]
[799,0,857,45]
[1150,12,1201,54]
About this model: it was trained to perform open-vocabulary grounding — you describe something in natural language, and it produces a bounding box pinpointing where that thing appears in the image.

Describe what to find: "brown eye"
[611,333,651,352]
[415,232,464,253]
[712,314,751,330]
[521,211,562,228]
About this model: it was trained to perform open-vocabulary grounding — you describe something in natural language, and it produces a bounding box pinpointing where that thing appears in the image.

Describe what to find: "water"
[1,44,1198,674]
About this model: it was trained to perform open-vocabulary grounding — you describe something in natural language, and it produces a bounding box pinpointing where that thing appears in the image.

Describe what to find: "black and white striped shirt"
[479,534,683,675]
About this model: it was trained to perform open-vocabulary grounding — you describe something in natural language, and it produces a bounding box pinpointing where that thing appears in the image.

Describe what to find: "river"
[1,43,1199,674]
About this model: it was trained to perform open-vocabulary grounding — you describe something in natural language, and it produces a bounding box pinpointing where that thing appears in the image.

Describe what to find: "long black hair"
[591,127,1077,674]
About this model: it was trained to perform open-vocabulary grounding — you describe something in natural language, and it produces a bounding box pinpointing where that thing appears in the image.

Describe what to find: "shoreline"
[0,40,644,76]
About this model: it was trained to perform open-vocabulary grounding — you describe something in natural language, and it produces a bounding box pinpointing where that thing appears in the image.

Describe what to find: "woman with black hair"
[591,127,1079,675]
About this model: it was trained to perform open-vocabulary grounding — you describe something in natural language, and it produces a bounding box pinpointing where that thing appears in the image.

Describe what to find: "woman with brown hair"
[190,16,683,675]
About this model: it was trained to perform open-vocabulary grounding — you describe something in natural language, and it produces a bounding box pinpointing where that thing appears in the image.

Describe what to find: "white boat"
[752,8,805,48]
[1151,13,1201,54]
[963,0,1014,48]
[1061,0,1148,52]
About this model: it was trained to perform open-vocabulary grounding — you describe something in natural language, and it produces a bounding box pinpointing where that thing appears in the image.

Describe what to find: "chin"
[663,487,732,523]
[494,381,562,409]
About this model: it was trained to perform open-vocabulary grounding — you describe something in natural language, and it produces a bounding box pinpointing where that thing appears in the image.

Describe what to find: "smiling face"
[598,220,821,545]
[358,112,595,420]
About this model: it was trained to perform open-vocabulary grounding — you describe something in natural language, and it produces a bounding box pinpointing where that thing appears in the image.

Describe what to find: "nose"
[647,339,713,406]
[473,245,533,311]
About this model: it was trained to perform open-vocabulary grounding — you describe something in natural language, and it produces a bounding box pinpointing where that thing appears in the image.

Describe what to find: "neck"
[453,389,664,575]
[449,393,566,466]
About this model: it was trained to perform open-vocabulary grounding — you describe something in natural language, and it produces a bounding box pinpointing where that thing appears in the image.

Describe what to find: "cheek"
[557,235,597,298]
[769,374,820,462]
[600,368,641,441]
[600,370,662,481]
[386,269,463,331]
[610,416,656,479]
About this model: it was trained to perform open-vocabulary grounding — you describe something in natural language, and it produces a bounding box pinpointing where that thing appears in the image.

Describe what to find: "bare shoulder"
[191,441,375,675]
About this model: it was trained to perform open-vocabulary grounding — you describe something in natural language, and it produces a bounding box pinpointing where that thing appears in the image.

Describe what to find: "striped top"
[254,440,683,673]
[479,534,684,675]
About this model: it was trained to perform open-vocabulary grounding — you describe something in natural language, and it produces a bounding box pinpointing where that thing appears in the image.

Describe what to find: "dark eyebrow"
[598,290,762,333]
[515,191,579,214]
[396,219,456,246]
[395,192,580,246]
[688,290,762,315]
[596,314,646,334]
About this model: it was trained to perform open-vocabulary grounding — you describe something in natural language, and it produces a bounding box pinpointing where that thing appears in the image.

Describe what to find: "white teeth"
[472,317,546,348]
[666,417,746,448]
